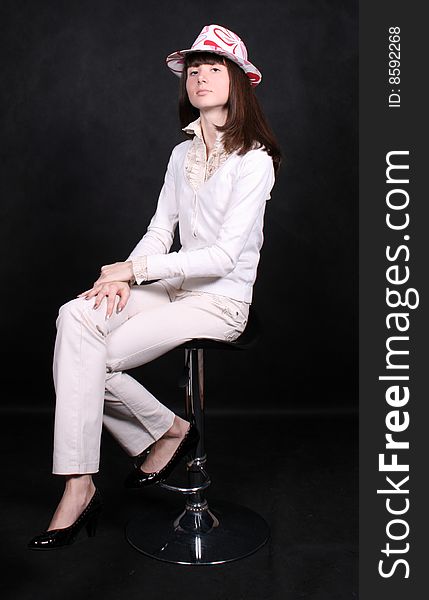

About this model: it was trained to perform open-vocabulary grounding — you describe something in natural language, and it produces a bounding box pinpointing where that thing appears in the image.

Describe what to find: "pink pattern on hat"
[166,24,262,87]
[203,40,223,51]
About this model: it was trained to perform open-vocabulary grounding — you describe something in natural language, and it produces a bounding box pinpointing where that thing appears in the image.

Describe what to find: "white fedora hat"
[166,24,262,87]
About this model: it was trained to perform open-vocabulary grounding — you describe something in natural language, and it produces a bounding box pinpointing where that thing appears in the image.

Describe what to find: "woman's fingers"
[90,282,130,319]
[77,281,103,299]
[115,286,131,313]
[77,288,99,299]
[104,289,118,320]
[77,281,131,318]
[92,286,111,311]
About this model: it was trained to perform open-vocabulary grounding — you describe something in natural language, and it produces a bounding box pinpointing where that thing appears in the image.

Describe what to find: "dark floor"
[0,411,357,600]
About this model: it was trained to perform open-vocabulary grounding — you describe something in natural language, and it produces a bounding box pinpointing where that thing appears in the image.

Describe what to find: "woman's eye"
[188,67,221,75]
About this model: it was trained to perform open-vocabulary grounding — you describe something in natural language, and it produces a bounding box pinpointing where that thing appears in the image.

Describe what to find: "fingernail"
[106,314,110,320]
[117,307,122,313]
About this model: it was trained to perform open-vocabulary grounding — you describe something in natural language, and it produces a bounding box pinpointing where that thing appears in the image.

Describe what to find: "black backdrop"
[0,0,357,413]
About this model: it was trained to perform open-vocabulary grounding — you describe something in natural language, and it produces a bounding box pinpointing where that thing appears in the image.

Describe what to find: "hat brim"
[166,48,262,87]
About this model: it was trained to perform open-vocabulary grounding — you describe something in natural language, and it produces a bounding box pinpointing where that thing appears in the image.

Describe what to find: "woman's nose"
[197,72,207,83]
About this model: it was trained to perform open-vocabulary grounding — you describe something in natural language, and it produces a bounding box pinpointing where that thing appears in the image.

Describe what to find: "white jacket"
[127,139,276,303]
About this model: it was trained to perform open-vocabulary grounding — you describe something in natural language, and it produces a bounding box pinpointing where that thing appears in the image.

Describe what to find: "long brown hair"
[178,51,282,174]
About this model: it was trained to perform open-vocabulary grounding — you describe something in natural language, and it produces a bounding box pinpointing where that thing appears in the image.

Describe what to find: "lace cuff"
[130,255,148,285]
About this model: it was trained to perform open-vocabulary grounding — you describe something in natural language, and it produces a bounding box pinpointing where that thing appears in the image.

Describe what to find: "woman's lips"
[196,90,211,95]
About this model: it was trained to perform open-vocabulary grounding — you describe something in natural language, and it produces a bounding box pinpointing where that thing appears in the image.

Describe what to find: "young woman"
[28,23,281,550]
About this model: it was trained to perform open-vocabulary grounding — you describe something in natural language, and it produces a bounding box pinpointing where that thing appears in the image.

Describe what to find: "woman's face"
[185,62,230,112]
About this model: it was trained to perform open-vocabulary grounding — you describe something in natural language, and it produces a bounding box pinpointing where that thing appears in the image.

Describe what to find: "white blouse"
[128,118,275,304]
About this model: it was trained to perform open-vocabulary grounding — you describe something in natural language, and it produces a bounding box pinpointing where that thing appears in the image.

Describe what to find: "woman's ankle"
[164,415,189,438]
[64,474,95,495]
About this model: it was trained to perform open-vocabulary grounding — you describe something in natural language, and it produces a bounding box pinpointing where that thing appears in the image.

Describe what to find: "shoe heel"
[85,512,100,538]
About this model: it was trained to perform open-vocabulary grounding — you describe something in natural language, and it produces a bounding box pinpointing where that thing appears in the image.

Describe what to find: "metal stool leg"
[125,347,270,565]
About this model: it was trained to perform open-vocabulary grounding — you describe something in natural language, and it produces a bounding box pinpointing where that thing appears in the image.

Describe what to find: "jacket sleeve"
[126,149,179,261]
[145,149,275,281]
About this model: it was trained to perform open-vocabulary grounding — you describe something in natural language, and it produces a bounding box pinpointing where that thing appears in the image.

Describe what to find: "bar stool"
[125,307,270,565]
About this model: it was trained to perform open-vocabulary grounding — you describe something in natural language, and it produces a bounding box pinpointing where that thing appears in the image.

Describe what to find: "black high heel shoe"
[28,488,102,550]
[124,423,200,489]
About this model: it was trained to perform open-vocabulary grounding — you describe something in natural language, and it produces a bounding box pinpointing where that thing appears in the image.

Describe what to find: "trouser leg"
[103,391,155,457]
[52,282,173,474]
[102,373,176,457]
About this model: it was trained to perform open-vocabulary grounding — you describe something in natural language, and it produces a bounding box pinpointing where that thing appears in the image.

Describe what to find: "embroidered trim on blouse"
[182,118,230,192]
[131,255,148,284]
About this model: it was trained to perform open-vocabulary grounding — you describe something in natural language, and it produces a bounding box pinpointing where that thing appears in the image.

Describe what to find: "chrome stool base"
[125,499,269,565]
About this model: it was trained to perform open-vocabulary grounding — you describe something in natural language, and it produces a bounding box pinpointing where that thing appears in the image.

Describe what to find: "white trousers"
[52,281,249,474]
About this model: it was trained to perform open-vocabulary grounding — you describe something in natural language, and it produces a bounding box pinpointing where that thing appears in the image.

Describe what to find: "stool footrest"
[159,466,211,494]
[159,479,211,494]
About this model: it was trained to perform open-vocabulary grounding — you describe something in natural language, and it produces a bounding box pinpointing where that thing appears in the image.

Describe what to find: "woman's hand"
[94,261,134,286]
[78,280,132,319]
